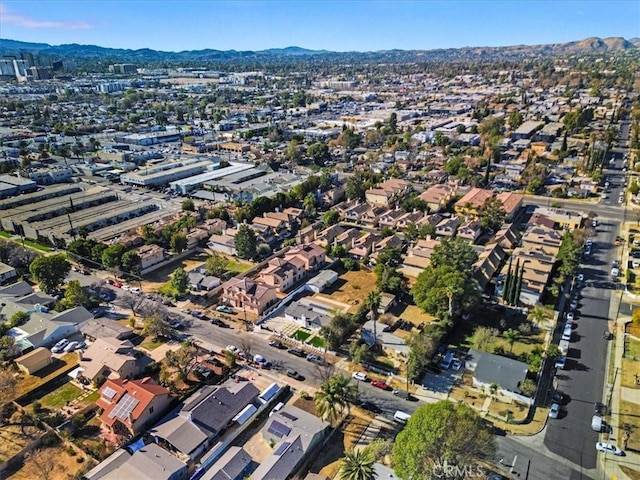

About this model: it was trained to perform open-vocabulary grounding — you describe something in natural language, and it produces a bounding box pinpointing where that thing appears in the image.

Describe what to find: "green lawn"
[39,383,83,408]
[308,336,325,348]
[0,231,12,238]
[293,329,311,342]
[226,258,253,274]
[22,239,53,252]
[141,337,165,350]
[625,337,640,361]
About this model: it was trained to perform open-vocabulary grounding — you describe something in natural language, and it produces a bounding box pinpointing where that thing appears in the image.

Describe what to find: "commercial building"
[169,161,254,195]
[120,160,212,187]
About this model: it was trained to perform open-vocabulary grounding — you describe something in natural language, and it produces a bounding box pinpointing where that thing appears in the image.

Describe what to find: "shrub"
[66,446,77,456]
[76,456,85,463]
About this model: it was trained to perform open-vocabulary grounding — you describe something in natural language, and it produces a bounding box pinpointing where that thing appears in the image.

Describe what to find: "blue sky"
[1,1,638,52]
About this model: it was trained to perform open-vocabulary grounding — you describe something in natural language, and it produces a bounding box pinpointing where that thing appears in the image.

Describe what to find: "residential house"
[0,261,17,284]
[79,337,148,383]
[365,179,411,206]
[328,228,360,251]
[360,205,387,228]
[333,199,360,218]
[97,377,173,436]
[361,320,409,357]
[296,221,323,244]
[15,347,52,375]
[284,244,326,272]
[395,210,427,230]
[150,381,259,462]
[252,405,329,480]
[435,216,462,237]
[401,238,440,277]
[500,248,556,306]
[496,192,524,222]
[188,269,221,292]
[473,243,507,290]
[305,269,339,294]
[529,207,584,230]
[416,213,444,228]
[340,202,371,223]
[199,446,254,480]
[521,226,563,256]
[465,349,532,405]
[418,184,456,212]
[313,224,346,248]
[208,232,237,256]
[9,306,91,352]
[284,297,334,329]
[82,319,133,342]
[378,208,405,228]
[221,278,278,316]
[349,232,380,260]
[187,228,211,250]
[83,443,187,480]
[457,218,482,243]
[253,214,286,233]
[489,223,520,250]
[136,244,166,272]
[454,188,493,217]
[259,257,306,293]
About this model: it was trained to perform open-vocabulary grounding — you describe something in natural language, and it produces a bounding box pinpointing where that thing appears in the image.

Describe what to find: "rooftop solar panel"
[267,420,291,438]
[274,441,291,456]
[102,386,117,399]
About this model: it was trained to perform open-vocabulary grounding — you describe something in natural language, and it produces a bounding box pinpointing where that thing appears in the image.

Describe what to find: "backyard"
[447,305,546,360]
[316,270,377,313]
[0,410,45,465]
[38,383,99,410]
[618,400,640,452]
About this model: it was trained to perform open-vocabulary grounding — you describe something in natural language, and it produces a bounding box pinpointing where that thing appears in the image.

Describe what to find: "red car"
[370,380,389,390]
[112,281,123,288]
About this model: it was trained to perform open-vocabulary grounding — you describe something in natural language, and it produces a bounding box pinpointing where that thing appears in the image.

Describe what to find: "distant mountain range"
[0,36,637,64]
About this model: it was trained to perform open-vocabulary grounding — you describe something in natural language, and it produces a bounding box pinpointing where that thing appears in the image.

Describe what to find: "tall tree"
[365,290,381,349]
[339,449,377,480]
[314,374,357,425]
[503,328,520,353]
[235,224,257,260]
[479,196,505,232]
[165,341,199,381]
[205,252,229,277]
[170,232,188,253]
[121,251,141,274]
[393,401,495,480]
[429,237,479,272]
[29,254,70,293]
[171,267,189,295]
[509,259,521,305]
[142,313,172,341]
[502,258,513,304]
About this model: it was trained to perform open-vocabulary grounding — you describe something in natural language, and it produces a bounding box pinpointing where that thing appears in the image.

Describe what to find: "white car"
[596,442,624,456]
[619,196,624,204]
[226,345,239,354]
[566,311,574,322]
[562,325,573,341]
[451,359,463,371]
[352,372,368,382]
[549,403,560,418]
[51,339,69,353]
[63,341,80,353]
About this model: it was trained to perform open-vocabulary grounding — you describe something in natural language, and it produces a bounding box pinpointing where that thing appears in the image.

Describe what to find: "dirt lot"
[0,412,44,464]
[141,252,210,292]
[621,358,640,388]
[317,270,377,313]
[7,444,93,480]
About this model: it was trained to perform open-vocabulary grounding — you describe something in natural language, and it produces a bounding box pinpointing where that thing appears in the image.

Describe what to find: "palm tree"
[303,192,316,215]
[339,449,377,480]
[365,290,381,350]
[314,375,357,425]
[529,306,551,330]
[503,328,519,353]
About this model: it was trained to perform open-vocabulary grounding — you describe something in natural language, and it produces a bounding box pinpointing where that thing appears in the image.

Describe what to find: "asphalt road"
[540,123,631,469]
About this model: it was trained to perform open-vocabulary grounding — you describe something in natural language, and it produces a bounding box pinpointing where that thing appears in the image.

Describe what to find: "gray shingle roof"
[469,349,529,394]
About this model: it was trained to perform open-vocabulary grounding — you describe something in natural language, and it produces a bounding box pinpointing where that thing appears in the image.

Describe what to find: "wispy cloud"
[0,4,94,30]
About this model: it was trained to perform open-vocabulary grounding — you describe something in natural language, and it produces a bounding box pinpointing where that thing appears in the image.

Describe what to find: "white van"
[269,402,285,417]
[591,415,603,432]
[393,410,411,424]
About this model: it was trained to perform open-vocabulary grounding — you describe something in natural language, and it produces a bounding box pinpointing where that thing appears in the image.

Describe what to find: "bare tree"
[24,448,58,480]
[0,370,18,405]
[314,361,337,384]
[120,291,147,316]
[239,334,252,357]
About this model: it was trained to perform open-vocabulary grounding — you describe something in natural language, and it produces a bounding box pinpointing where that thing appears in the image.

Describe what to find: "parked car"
[286,370,304,381]
[552,390,564,404]
[352,372,368,382]
[51,339,69,353]
[577,273,585,283]
[306,354,324,364]
[112,281,123,288]
[253,355,271,368]
[63,341,80,353]
[287,347,306,358]
[269,340,285,348]
[596,442,624,456]
[216,305,234,314]
[211,318,229,328]
[567,311,575,322]
[451,359,463,371]
[393,389,411,400]
[549,403,560,418]
[226,345,239,354]
[555,356,567,369]
[370,380,390,390]
[357,400,382,413]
